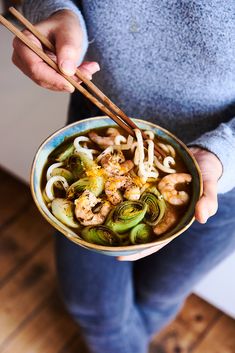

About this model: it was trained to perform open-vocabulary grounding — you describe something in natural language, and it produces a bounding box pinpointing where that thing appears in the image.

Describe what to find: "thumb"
[55,20,82,76]
[195,180,218,223]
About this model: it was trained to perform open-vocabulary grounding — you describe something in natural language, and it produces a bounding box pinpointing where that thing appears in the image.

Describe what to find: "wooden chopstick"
[1,9,166,158]
[9,6,136,130]
[9,7,54,51]
[9,8,157,140]
[0,12,135,137]
[9,7,165,158]
[9,7,141,134]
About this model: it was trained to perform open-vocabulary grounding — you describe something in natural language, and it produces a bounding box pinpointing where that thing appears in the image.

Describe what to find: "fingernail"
[201,218,207,224]
[87,73,92,80]
[60,60,76,76]
[64,83,75,93]
[201,212,208,224]
[93,62,100,71]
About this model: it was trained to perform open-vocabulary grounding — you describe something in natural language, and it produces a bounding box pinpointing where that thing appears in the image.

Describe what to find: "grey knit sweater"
[23,0,235,194]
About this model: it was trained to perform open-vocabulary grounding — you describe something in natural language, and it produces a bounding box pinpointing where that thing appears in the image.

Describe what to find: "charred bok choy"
[105,201,148,233]
[140,187,166,226]
[81,225,121,246]
[130,223,153,244]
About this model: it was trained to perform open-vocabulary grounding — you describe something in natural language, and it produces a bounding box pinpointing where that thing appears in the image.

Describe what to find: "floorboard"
[0,169,31,227]
[0,203,53,286]
[192,314,235,353]
[0,292,80,353]
[0,241,54,346]
[150,295,222,353]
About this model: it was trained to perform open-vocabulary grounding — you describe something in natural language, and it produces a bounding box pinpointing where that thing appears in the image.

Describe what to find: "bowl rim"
[30,116,203,252]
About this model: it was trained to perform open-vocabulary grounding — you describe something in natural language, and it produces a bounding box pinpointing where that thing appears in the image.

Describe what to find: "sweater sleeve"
[22,0,88,64]
[188,117,235,194]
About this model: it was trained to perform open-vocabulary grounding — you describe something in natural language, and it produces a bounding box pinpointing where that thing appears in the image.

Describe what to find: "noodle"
[45,175,69,201]
[46,162,63,180]
[43,126,192,246]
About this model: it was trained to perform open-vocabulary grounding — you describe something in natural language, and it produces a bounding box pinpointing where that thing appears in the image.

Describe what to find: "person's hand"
[12,9,100,92]
[117,147,223,261]
[189,147,223,223]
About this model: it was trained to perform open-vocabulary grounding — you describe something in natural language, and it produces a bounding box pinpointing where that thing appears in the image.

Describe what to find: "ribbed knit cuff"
[22,0,88,64]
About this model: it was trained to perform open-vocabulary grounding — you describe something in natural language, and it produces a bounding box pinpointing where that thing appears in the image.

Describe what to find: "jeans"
[55,190,235,353]
[55,94,235,353]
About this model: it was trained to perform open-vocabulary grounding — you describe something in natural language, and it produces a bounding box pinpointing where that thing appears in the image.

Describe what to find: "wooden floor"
[1,168,235,353]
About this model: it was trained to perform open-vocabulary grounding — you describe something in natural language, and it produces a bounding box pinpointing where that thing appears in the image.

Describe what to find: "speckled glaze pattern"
[31,117,202,256]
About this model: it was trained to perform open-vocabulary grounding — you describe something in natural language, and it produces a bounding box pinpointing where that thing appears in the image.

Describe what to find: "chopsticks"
[0,7,166,158]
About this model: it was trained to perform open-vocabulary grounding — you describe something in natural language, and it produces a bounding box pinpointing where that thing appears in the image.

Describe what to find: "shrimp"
[100,151,134,176]
[153,207,177,235]
[88,128,120,149]
[124,185,141,201]
[105,175,140,205]
[74,190,112,226]
[120,160,135,175]
[158,173,192,206]
[105,176,128,205]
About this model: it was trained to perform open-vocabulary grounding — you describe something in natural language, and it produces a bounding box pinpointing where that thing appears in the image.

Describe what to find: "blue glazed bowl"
[30,116,202,256]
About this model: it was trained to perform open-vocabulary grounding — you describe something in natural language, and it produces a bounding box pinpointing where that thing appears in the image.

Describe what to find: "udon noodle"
[42,127,192,246]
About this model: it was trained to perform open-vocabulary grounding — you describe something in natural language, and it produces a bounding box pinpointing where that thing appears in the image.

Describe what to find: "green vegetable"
[130,223,153,244]
[49,142,75,162]
[51,198,79,228]
[77,152,99,173]
[67,154,85,179]
[105,201,147,233]
[67,176,104,198]
[81,225,121,246]
[140,187,166,226]
[51,167,74,184]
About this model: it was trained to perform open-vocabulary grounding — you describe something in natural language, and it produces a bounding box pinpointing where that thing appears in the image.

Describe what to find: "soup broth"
[41,126,192,246]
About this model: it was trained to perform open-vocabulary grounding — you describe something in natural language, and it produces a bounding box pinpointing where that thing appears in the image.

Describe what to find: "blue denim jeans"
[55,98,235,352]
[55,189,235,353]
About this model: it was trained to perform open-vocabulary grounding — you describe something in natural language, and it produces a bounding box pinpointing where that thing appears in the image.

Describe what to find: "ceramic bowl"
[31,116,202,256]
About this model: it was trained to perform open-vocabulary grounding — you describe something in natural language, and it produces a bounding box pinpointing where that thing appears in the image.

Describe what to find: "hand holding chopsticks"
[0,7,166,158]
[11,8,99,93]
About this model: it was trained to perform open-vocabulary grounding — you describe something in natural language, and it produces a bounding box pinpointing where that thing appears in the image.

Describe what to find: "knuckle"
[61,44,77,57]
[21,28,29,35]
[29,64,41,81]
[34,78,43,86]
[22,29,41,47]
[36,78,45,86]
[12,37,20,51]
[30,71,39,81]
[41,81,58,91]
[12,52,21,70]
[39,79,64,91]
[22,29,32,38]
[59,84,68,91]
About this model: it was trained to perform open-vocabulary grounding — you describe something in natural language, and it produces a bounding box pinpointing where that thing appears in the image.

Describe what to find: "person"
[12,1,235,352]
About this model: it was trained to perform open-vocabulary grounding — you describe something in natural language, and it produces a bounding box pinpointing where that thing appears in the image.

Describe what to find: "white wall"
[0,24,68,183]
[194,252,235,318]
